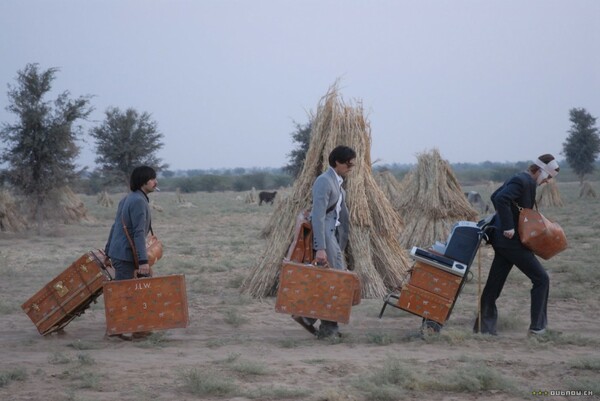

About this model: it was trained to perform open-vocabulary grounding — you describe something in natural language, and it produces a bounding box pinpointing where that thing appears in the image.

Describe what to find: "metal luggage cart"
[379,221,489,333]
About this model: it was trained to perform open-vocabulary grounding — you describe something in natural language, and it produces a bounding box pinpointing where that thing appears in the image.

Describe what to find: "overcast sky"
[1,0,598,170]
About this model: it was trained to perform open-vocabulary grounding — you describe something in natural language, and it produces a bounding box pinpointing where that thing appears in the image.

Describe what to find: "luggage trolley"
[379,221,488,333]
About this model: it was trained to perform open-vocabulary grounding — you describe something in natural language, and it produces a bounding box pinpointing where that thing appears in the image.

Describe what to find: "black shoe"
[292,316,317,336]
[316,328,342,339]
[132,331,153,340]
[105,333,132,341]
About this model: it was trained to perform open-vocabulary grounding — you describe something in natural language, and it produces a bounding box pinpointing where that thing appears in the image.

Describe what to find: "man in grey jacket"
[105,166,158,280]
[294,145,356,338]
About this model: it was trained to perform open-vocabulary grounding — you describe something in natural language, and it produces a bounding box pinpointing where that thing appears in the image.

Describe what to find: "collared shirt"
[333,168,343,227]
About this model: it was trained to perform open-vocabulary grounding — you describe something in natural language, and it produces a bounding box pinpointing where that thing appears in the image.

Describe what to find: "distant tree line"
[1,62,599,221]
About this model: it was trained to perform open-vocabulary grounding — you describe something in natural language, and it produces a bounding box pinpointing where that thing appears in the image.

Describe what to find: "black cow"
[258,191,277,205]
[464,191,489,214]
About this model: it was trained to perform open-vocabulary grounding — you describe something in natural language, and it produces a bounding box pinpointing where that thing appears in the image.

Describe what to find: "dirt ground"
[1,184,599,401]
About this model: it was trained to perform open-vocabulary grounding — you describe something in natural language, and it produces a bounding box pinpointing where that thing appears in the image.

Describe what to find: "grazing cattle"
[465,191,489,214]
[258,191,277,205]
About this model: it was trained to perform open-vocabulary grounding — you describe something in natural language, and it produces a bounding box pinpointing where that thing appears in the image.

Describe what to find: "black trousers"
[476,245,549,334]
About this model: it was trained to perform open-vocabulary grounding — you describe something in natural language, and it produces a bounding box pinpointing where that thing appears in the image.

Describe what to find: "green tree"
[283,120,312,178]
[91,107,167,187]
[0,63,92,226]
[562,108,600,184]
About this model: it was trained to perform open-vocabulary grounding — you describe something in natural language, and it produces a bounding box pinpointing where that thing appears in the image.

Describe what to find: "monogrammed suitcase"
[397,284,453,324]
[275,261,361,324]
[408,261,462,300]
[103,274,189,335]
[22,250,114,335]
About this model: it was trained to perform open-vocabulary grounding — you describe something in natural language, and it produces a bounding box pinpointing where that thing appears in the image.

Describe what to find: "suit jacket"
[105,190,152,264]
[310,167,349,252]
[490,171,536,249]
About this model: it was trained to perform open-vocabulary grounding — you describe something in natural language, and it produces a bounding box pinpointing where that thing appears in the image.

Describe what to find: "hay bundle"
[245,187,257,204]
[150,200,164,212]
[536,180,563,207]
[55,186,94,223]
[374,170,404,211]
[176,188,187,204]
[579,181,597,198]
[97,190,114,207]
[0,190,27,232]
[397,149,478,249]
[242,84,410,299]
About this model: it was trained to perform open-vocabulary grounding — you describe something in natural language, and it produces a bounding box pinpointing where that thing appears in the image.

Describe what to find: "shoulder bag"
[517,205,567,260]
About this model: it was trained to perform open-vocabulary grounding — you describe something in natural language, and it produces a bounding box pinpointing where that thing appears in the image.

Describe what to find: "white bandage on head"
[535,158,559,178]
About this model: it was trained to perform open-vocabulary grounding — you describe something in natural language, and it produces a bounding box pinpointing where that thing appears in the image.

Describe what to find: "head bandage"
[535,158,559,178]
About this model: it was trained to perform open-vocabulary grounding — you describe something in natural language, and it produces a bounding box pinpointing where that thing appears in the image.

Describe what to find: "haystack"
[55,186,94,223]
[0,190,27,232]
[245,187,257,204]
[397,149,478,249]
[242,84,410,299]
[176,188,187,204]
[97,190,114,207]
[579,181,596,198]
[536,180,564,207]
[374,170,404,211]
[150,200,164,212]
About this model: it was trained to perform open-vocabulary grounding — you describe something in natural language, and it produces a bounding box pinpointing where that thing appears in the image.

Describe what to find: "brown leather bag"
[121,216,163,270]
[145,234,163,267]
[285,210,314,264]
[517,207,567,260]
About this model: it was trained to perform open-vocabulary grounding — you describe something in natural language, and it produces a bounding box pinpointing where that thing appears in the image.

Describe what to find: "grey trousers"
[305,228,346,335]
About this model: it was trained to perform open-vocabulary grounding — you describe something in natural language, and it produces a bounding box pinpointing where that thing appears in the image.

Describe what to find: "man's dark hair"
[328,145,357,167]
[130,166,157,191]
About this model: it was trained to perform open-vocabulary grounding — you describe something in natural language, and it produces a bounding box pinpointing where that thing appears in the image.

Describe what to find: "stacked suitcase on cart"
[379,221,484,332]
[22,249,189,337]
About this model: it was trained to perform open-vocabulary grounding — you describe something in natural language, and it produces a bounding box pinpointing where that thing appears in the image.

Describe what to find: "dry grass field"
[1,181,599,401]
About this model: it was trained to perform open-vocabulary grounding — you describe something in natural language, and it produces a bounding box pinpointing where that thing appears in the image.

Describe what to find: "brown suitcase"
[397,284,452,324]
[408,261,462,300]
[22,250,114,335]
[103,274,189,335]
[275,261,361,324]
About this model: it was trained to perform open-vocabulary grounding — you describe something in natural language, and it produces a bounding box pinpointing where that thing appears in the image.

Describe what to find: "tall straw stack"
[97,190,114,207]
[55,186,94,223]
[536,180,564,207]
[579,181,596,198]
[0,190,27,232]
[242,84,410,299]
[397,149,478,249]
[245,187,257,204]
[374,170,404,211]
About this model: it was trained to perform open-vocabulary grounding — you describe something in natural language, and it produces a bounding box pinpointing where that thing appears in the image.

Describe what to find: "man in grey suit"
[293,145,356,338]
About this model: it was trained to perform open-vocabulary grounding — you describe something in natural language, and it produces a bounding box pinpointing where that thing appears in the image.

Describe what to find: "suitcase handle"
[134,268,154,279]
[312,259,330,269]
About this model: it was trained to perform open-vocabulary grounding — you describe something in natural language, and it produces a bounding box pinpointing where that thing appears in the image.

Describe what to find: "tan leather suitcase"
[103,274,189,335]
[275,261,361,324]
[22,250,114,335]
[397,284,452,324]
[408,261,462,300]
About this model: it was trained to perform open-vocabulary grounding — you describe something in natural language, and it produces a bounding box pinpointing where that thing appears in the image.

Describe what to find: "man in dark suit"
[293,145,356,339]
[475,154,559,336]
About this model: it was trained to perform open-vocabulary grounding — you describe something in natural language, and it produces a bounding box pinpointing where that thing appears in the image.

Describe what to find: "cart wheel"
[421,319,442,335]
